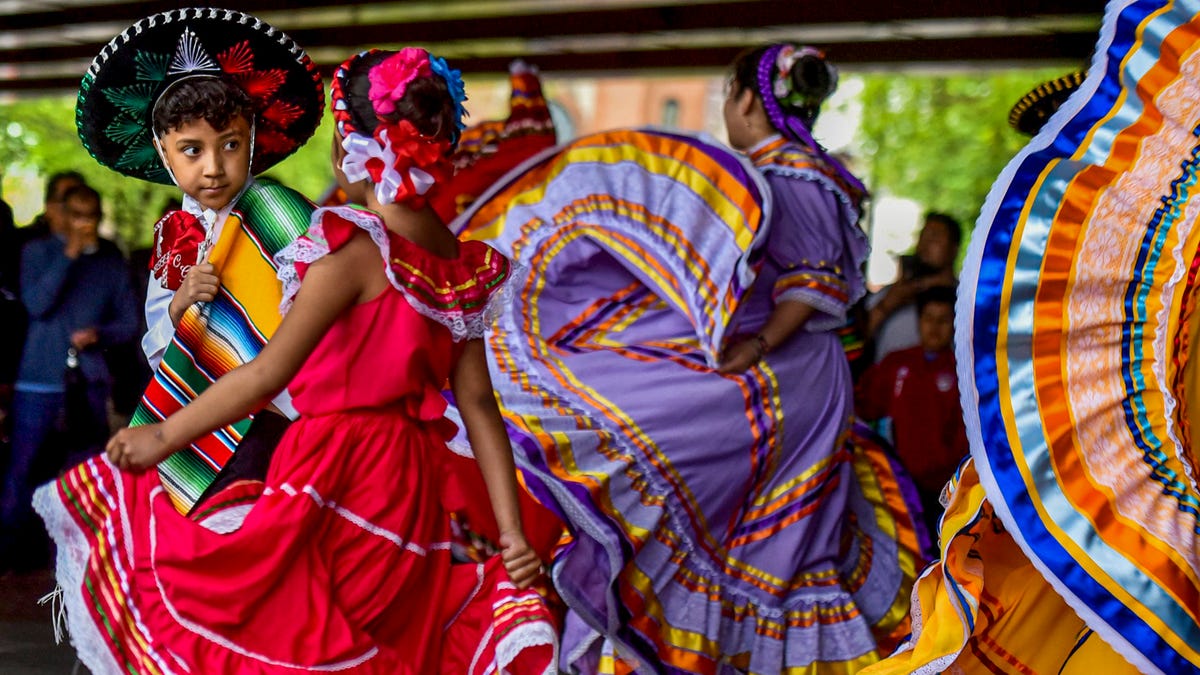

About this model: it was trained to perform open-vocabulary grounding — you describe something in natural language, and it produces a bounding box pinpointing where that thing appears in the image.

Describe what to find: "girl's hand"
[106,424,173,472]
[717,338,762,374]
[499,530,542,589]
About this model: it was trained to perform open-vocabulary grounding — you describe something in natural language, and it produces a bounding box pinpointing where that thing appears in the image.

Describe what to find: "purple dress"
[447,129,918,674]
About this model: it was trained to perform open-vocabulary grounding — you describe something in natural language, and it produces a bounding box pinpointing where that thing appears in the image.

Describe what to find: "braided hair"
[730,44,837,130]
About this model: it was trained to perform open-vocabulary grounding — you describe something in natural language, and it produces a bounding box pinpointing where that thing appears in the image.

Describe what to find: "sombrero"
[1007,70,1085,136]
[76,7,323,185]
[960,0,1200,671]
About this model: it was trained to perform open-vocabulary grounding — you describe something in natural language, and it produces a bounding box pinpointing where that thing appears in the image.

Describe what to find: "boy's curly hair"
[152,76,253,137]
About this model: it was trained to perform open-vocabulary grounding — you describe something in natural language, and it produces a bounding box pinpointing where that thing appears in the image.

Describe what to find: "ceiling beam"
[0,33,1099,94]
[0,1,1100,67]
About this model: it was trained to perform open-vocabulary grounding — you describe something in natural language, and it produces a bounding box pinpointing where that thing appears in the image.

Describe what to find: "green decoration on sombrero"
[76,7,324,185]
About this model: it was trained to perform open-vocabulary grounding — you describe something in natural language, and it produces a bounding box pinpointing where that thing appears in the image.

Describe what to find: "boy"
[856,284,967,539]
[73,9,324,512]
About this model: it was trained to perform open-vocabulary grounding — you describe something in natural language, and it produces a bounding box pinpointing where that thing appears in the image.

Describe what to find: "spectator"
[867,212,961,362]
[856,285,967,543]
[0,184,138,571]
[0,195,17,440]
[17,170,86,246]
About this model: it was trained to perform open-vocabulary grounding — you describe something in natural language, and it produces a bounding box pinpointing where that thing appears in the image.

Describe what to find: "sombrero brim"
[961,1,1200,672]
[76,7,323,185]
[1007,71,1085,136]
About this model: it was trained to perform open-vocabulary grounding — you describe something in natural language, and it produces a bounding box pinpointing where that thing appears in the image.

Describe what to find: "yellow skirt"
[861,460,1140,675]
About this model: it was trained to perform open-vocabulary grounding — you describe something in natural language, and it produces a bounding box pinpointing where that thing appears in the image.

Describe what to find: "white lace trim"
[275,205,516,342]
[196,504,253,534]
[494,617,559,675]
[267,482,454,557]
[32,460,178,675]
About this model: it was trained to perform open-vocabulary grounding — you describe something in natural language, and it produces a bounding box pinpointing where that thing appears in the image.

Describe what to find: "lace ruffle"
[275,206,513,342]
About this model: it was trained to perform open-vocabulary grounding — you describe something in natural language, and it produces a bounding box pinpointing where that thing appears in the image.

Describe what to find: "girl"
[35,46,557,675]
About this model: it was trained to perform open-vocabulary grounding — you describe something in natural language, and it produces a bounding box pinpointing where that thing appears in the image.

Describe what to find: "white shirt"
[142,177,298,419]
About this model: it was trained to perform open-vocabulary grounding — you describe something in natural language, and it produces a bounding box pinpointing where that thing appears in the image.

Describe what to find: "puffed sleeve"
[763,174,868,332]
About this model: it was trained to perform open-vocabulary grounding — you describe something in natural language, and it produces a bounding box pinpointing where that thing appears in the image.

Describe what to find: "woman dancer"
[447,43,921,674]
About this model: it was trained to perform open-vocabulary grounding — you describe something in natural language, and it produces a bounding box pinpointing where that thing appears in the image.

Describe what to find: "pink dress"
[33,205,558,675]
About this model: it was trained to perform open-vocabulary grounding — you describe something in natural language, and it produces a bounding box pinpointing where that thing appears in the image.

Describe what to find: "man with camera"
[867,212,961,364]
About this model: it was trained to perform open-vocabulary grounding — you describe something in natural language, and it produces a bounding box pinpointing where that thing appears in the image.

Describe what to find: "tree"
[856,68,1067,234]
[0,96,333,250]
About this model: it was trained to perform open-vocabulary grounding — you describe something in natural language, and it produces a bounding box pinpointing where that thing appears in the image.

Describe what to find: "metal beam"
[0,1,1100,66]
[0,32,1099,94]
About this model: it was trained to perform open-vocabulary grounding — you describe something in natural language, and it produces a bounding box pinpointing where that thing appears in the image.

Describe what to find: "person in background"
[856,285,966,546]
[0,195,17,443]
[0,184,138,572]
[18,170,86,247]
[867,212,961,363]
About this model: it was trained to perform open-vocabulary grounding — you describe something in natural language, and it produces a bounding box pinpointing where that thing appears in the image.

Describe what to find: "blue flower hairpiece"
[428,54,468,141]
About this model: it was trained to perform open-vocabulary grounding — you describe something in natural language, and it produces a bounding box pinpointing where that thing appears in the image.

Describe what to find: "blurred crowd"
[0,171,152,572]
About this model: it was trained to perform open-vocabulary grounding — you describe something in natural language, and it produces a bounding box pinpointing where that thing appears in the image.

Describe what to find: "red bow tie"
[150,210,207,291]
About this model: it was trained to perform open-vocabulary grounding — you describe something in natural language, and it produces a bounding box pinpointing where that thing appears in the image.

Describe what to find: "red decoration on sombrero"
[254,129,294,156]
[234,70,286,103]
[261,100,303,127]
[216,40,254,74]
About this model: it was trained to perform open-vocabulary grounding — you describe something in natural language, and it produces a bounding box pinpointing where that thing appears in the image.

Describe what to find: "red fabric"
[150,210,206,290]
[855,346,968,494]
[45,210,558,673]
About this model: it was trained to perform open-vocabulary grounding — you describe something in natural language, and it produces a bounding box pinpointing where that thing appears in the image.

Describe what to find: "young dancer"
[35,44,557,675]
[73,8,325,513]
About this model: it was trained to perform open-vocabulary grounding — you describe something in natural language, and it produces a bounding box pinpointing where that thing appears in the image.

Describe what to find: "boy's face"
[918,301,955,353]
[158,116,251,211]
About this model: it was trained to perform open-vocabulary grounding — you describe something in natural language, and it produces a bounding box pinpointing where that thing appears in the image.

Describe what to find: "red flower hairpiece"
[368,48,431,116]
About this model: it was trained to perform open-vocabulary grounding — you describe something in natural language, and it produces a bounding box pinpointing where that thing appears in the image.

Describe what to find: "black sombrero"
[76,7,324,185]
[1008,71,1086,136]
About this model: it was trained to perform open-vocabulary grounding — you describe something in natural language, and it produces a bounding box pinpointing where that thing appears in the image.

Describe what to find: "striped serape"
[132,180,313,513]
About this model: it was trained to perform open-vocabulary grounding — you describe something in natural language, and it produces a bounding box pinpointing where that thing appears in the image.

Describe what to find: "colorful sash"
[132,180,313,513]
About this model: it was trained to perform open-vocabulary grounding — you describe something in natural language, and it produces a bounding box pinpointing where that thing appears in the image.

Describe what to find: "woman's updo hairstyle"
[344,49,459,146]
[731,43,837,130]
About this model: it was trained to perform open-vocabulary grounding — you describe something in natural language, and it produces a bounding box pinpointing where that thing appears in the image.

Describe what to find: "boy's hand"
[169,263,220,325]
[106,424,173,472]
[499,530,542,589]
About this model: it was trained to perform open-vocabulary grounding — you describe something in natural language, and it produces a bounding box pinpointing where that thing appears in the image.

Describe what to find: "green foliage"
[856,68,1067,232]
[0,95,333,250]
[0,96,175,248]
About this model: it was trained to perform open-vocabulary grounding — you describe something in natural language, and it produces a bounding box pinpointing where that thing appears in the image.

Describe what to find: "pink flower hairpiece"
[368,47,431,116]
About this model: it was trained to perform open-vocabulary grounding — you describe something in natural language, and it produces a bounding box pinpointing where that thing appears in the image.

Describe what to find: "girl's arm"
[451,338,541,588]
[108,231,382,469]
[717,300,815,373]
